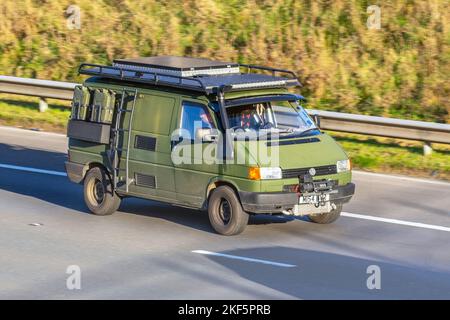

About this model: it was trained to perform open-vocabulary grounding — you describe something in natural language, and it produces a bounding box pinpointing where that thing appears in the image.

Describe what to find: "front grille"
[282,179,338,192]
[282,164,337,179]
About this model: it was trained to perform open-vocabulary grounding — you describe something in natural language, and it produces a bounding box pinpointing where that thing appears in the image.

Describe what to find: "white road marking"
[192,250,297,268]
[0,163,67,177]
[0,125,65,137]
[342,212,450,232]
[1,161,450,234]
[353,170,450,186]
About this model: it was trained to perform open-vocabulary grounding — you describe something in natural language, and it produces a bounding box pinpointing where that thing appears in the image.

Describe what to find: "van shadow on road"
[0,143,89,212]
[0,143,293,233]
[5,244,450,299]
[2,145,450,299]
[197,246,450,299]
[113,197,295,234]
[0,142,67,172]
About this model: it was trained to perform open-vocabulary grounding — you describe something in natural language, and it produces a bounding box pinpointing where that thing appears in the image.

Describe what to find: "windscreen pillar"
[216,86,234,161]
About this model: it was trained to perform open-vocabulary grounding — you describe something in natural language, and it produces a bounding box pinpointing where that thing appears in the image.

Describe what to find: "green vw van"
[65,56,355,235]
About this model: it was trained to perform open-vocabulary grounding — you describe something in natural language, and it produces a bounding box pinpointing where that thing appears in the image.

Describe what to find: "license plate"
[298,193,330,205]
[293,201,332,215]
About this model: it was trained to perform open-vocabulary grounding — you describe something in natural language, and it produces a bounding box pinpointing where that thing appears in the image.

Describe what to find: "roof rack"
[78,56,300,95]
[112,56,240,77]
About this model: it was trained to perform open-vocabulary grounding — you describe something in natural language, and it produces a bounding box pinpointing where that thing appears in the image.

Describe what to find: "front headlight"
[336,159,351,173]
[248,167,282,180]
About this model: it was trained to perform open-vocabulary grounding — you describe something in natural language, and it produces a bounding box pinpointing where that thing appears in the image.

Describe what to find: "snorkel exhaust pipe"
[216,85,234,161]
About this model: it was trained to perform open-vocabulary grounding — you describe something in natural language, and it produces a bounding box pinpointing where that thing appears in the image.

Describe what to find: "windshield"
[226,100,317,136]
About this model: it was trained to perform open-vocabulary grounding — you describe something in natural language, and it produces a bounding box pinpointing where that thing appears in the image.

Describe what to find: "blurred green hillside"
[0,0,448,122]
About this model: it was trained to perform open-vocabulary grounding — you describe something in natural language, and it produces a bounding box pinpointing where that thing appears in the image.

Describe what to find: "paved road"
[0,126,449,299]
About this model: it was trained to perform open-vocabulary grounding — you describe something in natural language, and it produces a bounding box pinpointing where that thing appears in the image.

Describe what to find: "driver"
[239,104,272,130]
[240,110,253,129]
[239,106,263,130]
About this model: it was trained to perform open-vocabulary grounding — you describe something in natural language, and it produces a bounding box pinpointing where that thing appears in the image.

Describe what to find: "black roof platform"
[113,56,240,77]
[79,56,300,95]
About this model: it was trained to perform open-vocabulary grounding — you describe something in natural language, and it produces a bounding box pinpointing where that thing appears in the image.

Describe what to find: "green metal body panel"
[68,78,352,210]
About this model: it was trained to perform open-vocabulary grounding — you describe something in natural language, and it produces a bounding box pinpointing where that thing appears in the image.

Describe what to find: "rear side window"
[180,101,215,141]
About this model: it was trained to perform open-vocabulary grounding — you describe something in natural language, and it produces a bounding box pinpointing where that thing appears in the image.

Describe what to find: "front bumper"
[239,182,355,214]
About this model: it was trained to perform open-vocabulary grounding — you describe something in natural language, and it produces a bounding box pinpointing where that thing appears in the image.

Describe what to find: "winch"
[283,173,338,216]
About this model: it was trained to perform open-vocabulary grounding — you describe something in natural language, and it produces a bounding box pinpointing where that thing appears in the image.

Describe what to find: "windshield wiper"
[275,129,292,134]
[298,127,319,136]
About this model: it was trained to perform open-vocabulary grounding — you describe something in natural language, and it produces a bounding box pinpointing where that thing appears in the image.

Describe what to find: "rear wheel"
[309,203,342,224]
[84,167,121,215]
[208,186,249,236]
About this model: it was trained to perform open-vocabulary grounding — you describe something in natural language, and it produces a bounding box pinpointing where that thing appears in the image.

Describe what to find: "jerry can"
[71,86,90,120]
[90,89,116,123]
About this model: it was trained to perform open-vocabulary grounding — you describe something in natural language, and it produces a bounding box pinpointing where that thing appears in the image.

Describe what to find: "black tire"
[208,186,249,236]
[83,167,121,216]
[309,203,342,224]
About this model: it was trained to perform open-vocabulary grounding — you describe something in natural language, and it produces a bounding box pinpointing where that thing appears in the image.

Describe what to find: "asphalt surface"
[0,125,449,299]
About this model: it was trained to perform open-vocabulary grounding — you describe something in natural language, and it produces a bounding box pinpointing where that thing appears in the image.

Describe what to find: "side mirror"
[195,128,219,143]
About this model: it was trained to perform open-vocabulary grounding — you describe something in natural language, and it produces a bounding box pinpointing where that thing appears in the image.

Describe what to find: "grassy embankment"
[0,0,448,122]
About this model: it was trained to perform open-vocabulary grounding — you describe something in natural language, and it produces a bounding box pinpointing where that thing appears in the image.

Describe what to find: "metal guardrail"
[308,109,450,145]
[0,75,449,145]
[0,75,77,100]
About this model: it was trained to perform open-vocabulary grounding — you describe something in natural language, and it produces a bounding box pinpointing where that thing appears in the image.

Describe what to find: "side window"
[180,102,215,141]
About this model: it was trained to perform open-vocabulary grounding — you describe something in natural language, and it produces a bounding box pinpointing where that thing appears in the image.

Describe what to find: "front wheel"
[309,203,342,224]
[83,167,121,215]
[208,186,249,236]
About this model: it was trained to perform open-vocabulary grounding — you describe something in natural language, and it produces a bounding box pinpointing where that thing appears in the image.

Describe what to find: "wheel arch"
[81,162,111,183]
[202,177,241,210]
